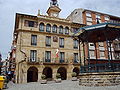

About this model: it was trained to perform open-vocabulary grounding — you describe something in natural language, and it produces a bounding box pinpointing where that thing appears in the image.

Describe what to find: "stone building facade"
[12,0,84,83]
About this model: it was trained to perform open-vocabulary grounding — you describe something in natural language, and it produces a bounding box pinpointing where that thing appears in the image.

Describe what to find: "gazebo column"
[83,42,86,66]
[109,40,114,71]
[86,41,91,72]
[106,40,111,71]
[103,29,111,71]
[79,38,82,66]
[94,42,98,72]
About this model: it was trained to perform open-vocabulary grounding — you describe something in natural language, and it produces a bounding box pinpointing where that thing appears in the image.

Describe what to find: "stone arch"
[73,67,79,76]
[59,25,63,34]
[39,22,45,31]
[42,67,52,80]
[57,67,67,80]
[27,66,38,82]
[46,23,51,32]
[52,24,57,33]
[65,26,69,34]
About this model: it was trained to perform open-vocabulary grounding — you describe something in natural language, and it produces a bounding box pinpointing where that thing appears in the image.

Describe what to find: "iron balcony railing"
[80,63,120,73]
[27,57,40,63]
[59,59,65,63]
[73,60,79,63]
[114,47,120,51]
[44,59,51,63]
[27,57,70,64]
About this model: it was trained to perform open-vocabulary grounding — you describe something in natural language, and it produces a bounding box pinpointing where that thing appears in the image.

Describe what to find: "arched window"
[52,25,57,33]
[65,27,69,35]
[59,26,63,34]
[39,23,44,32]
[46,24,51,32]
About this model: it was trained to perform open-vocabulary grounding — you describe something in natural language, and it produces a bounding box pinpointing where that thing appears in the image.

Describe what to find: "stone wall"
[79,72,120,86]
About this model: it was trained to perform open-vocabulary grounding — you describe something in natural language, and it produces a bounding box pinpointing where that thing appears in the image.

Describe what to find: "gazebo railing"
[80,63,120,73]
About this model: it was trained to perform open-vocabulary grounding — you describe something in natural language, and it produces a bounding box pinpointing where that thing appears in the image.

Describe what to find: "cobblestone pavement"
[5,80,120,90]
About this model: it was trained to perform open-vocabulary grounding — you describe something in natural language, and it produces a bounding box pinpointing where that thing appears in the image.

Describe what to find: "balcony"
[59,45,64,48]
[59,60,65,63]
[43,59,68,65]
[73,60,80,65]
[27,57,40,64]
[45,59,51,63]
[74,46,78,49]
[27,57,69,65]
[114,47,120,51]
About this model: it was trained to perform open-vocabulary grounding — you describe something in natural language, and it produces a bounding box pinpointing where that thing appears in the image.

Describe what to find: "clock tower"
[47,0,61,17]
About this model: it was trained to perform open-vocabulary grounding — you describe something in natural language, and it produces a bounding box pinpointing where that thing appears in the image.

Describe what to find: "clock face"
[53,13,58,17]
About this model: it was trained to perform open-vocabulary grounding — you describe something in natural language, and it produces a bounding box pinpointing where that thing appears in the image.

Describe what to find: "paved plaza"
[5,80,120,90]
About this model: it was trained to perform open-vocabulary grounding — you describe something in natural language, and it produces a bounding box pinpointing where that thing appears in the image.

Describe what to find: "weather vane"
[51,0,58,6]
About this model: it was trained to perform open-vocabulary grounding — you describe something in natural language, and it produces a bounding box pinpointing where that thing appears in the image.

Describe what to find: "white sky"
[0,0,120,59]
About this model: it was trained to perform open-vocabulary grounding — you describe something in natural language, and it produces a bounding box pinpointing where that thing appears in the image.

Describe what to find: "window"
[65,27,69,35]
[31,35,37,46]
[74,53,78,63]
[86,17,92,22]
[100,51,105,57]
[46,36,51,46]
[30,50,37,62]
[89,50,95,57]
[115,43,120,49]
[59,38,64,48]
[74,39,78,49]
[105,16,109,22]
[52,25,57,33]
[86,22,92,25]
[28,21,34,27]
[72,28,79,33]
[46,24,51,32]
[45,51,51,62]
[115,52,120,59]
[39,23,44,32]
[99,42,104,47]
[86,12,92,25]
[89,43,95,50]
[96,14,101,23]
[24,20,38,27]
[59,26,63,34]
[89,43,94,46]
[59,52,65,63]
[86,12,91,17]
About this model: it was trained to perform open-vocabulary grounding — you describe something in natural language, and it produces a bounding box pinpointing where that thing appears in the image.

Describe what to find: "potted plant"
[55,73,61,83]
[41,74,47,84]
[71,72,77,81]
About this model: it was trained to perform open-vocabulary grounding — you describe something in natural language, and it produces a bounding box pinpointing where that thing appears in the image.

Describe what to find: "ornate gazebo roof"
[74,22,120,42]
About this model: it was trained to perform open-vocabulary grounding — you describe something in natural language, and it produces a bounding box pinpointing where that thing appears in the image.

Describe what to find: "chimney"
[38,9,40,16]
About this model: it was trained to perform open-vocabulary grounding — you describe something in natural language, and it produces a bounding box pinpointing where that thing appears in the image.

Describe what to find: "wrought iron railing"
[27,57,40,63]
[27,57,69,64]
[80,63,120,73]
[73,60,79,63]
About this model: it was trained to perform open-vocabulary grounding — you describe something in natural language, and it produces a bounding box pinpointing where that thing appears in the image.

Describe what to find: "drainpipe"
[17,16,27,83]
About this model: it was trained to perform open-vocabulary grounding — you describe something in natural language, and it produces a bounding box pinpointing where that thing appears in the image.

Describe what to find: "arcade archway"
[43,67,52,80]
[27,66,38,82]
[57,67,67,80]
[73,67,79,76]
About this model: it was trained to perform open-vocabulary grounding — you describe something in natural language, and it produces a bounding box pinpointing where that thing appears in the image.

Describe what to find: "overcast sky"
[0,0,120,59]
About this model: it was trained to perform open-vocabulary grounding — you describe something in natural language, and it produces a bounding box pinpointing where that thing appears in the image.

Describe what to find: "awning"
[74,22,120,42]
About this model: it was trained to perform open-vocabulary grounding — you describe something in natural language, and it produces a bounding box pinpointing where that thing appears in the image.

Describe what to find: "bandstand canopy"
[74,22,120,42]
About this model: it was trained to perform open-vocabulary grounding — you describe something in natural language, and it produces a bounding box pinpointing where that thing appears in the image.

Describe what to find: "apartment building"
[67,8,120,64]
[12,0,84,83]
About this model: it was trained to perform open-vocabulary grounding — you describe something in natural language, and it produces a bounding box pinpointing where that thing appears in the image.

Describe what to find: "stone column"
[22,72,27,83]
[38,67,43,82]
[52,68,57,80]
[67,65,73,80]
